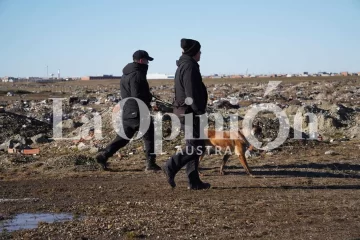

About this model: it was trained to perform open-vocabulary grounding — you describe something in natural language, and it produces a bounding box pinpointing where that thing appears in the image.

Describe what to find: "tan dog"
[198,126,262,176]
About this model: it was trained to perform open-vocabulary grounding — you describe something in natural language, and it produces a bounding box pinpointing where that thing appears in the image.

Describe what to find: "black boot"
[187,171,211,190]
[188,182,211,190]
[161,164,176,188]
[145,158,161,171]
[95,152,109,171]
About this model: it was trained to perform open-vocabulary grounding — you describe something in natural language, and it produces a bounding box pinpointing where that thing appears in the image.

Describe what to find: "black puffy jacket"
[120,62,152,118]
[173,54,208,115]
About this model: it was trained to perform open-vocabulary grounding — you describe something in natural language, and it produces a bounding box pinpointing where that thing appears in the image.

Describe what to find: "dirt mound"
[0,112,52,144]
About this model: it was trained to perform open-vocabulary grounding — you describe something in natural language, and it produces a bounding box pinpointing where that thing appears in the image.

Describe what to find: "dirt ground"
[1,140,360,239]
[1,77,360,239]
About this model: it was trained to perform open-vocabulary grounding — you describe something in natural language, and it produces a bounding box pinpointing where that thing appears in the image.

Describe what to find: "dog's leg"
[235,142,253,176]
[198,153,206,177]
[220,154,230,175]
[238,153,253,176]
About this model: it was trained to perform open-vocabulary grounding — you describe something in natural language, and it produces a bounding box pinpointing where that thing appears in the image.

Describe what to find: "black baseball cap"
[133,50,154,61]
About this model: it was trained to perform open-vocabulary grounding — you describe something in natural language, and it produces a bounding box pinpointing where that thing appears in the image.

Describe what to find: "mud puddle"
[0,213,74,232]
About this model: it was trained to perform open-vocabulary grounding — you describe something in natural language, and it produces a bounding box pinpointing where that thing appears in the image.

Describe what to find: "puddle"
[0,213,74,232]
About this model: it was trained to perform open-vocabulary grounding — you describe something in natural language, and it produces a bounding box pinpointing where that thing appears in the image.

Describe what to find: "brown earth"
[1,77,360,239]
[1,139,360,240]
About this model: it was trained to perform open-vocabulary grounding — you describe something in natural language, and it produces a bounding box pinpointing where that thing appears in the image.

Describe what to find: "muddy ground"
[1,77,360,239]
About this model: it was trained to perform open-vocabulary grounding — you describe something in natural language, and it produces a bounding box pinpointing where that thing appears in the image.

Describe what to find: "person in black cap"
[95,50,161,172]
[162,38,211,190]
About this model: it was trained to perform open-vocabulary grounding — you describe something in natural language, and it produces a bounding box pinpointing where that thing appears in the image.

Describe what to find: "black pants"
[102,116,156,160]
[165,116,205,185]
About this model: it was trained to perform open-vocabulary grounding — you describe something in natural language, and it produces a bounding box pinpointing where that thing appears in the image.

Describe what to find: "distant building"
[318,72,330,76]
[81,75,121,81]
[210,74,222,79]
[229,75,243,78]
[341,72,349,76]
[147,73,174,79]
[2,76,19,82]
[300,72,309,77]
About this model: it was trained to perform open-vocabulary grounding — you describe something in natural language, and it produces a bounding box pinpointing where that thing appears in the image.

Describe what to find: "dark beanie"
[181,38,201,57]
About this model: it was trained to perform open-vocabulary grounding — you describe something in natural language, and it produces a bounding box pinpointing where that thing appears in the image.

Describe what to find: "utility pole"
[47,65,48,78]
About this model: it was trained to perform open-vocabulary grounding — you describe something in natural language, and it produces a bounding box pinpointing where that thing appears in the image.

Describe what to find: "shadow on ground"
[199,162,360,179]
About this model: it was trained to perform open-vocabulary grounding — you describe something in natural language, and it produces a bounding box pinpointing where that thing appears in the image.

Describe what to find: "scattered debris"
[1,78,360,169]
[325,150,336,155]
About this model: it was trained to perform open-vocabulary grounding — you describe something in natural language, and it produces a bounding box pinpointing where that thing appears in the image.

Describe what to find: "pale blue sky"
[0,0,359,77]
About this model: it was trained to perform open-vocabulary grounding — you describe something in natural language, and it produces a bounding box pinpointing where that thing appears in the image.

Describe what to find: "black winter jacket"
[173,54,208,115]
[120,62,152,118]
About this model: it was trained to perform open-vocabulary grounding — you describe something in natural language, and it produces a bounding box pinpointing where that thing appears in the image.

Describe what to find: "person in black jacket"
[162,38,211,190]
[95,50,161,172]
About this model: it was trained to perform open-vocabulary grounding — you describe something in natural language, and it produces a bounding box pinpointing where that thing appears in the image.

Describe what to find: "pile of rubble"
[1,78,360,170]
[0,112,52,155]
[0,112,52,143]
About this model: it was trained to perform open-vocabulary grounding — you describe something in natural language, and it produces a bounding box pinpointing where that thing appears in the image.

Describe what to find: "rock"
[31,134,49,144]
[89,147,99,154]
[285,105,300,116]
[245,149,252,158]
[11,134,27,145]
[14,142,22,149]
[325,150,336,155]
[77,142,89,151]
[214,100,240,109]
[0,143,7,151]
[318,115,342,131]
[62,119,75,129]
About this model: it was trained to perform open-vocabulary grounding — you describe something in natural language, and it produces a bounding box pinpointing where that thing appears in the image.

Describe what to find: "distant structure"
[147,73,175,79]
[58,69,60,79]
[81,75,121,81]
[1,76,19,82]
